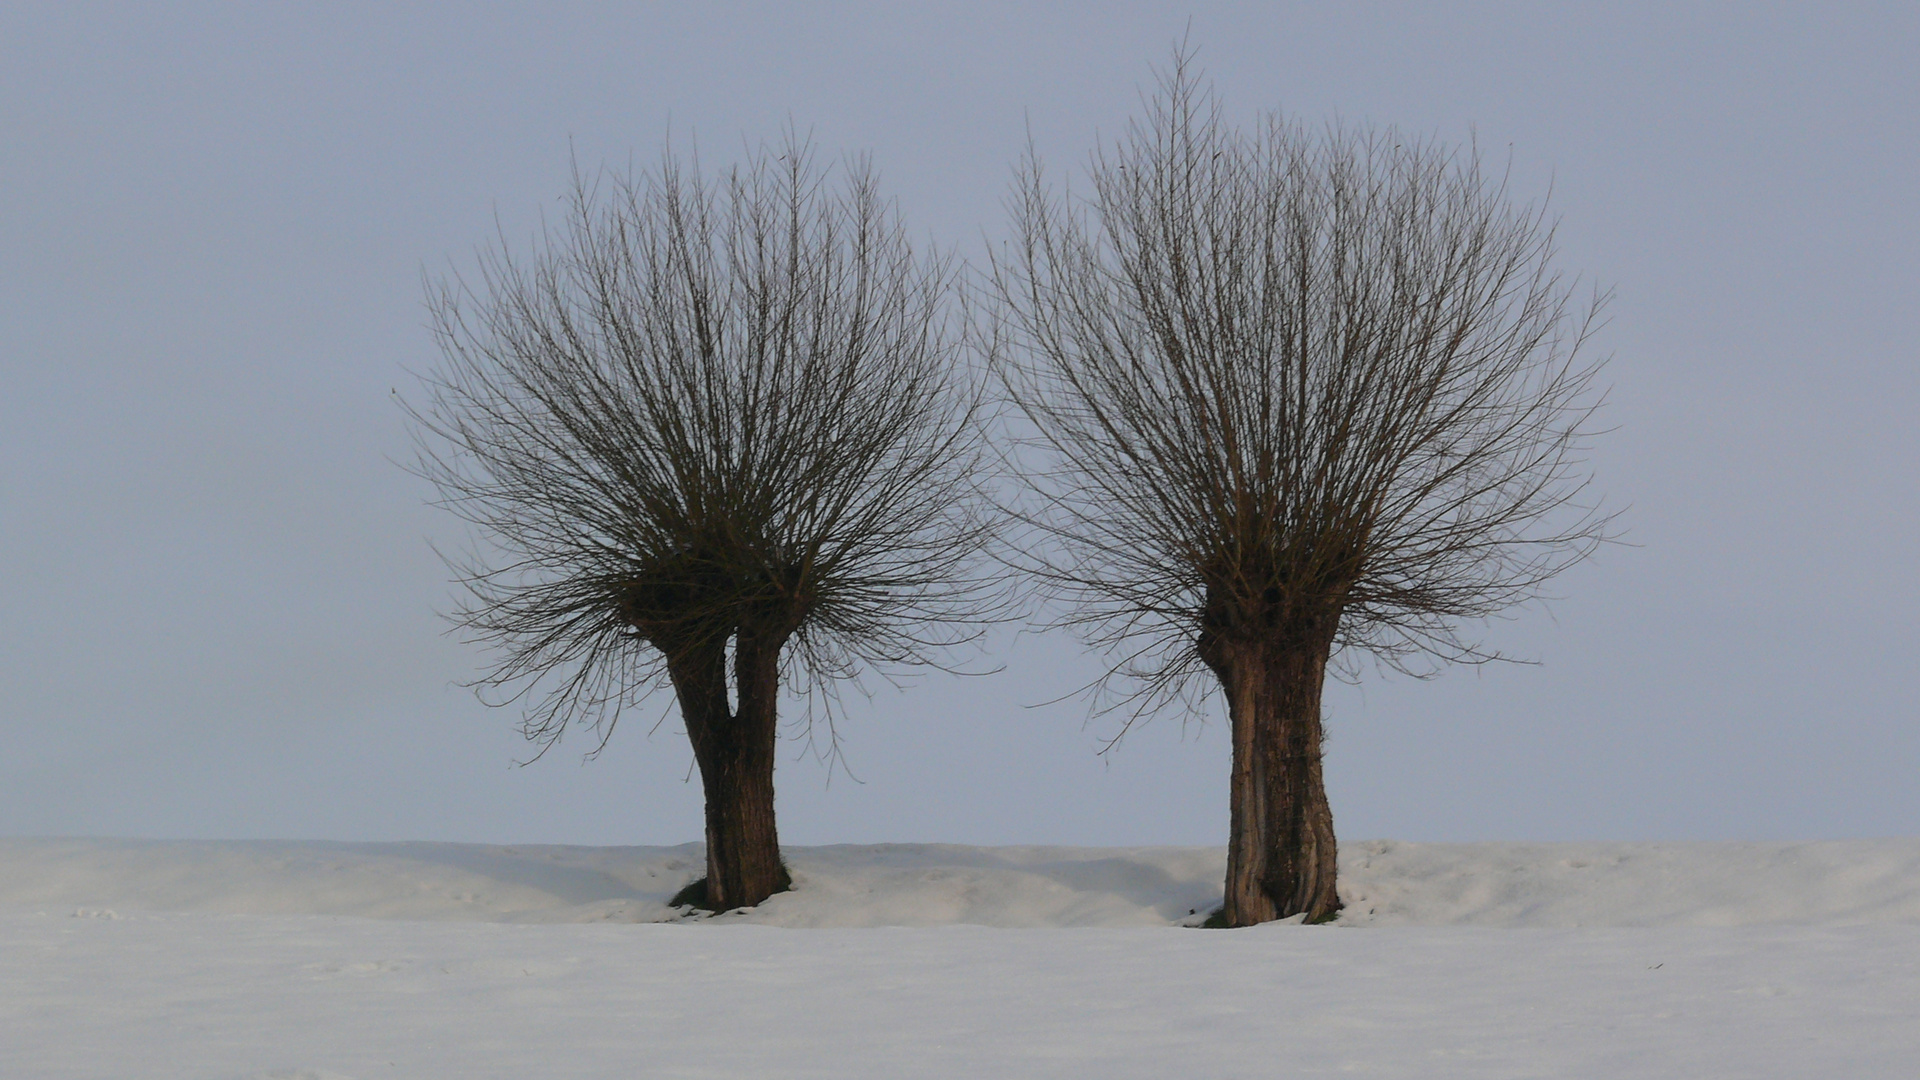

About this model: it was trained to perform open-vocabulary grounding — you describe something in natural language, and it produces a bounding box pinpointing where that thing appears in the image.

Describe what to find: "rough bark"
[1205,632,1342,927]
[667,628,791,912]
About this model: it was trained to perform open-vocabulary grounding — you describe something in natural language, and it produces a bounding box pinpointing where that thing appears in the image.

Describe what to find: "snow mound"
[2,836,1916,927]
[1338,839,1920,927]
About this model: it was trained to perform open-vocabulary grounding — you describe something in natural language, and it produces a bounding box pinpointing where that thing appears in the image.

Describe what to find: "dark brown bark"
[666,627,791,912]
[1203,629,1342,927]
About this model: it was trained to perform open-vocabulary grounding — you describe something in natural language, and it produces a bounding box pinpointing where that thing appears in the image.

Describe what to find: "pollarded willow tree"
[411,139,996,912]
[992,59,1611,926]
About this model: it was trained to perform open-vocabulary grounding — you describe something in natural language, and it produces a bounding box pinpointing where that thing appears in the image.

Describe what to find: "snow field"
[6,837,1920,927]
[4,838,1918,1077]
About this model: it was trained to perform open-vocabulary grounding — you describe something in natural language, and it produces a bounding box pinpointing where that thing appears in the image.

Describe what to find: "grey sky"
[3,2,1915,847]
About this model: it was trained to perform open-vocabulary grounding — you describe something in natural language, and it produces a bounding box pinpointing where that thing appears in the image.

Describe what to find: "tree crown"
[411,138,998,754]
[991,57,1612,718]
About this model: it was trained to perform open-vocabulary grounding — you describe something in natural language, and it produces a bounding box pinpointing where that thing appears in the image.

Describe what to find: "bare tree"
[992,58,1611,926]
[411,138,994,912]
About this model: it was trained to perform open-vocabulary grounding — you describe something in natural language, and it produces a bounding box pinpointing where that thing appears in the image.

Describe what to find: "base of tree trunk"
[670,629,793,913]
[669,863,794,913]
[1198,903,1340,929]
[1214,638,1344,927]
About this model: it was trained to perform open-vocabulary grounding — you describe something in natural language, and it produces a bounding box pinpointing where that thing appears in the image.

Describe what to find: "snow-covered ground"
[5,838,1918,1077]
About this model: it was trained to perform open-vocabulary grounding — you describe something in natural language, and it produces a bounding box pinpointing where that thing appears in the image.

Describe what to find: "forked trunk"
[668,630,790,912]
[1217,638,1341,927]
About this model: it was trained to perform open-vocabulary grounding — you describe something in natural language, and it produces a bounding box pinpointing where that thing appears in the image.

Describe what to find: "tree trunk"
[669,630,790,912]
[1217,639,1341,927]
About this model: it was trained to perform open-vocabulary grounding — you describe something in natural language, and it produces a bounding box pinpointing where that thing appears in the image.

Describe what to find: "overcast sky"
[3,2,1915,848]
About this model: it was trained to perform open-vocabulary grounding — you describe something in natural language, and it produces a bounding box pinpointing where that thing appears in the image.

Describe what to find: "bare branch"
[406,134,1003,756]
[990,52,1613,721]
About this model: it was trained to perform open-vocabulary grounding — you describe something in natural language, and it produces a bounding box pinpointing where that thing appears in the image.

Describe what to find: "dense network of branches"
[991,59,1611,722]
[410,140,995,755]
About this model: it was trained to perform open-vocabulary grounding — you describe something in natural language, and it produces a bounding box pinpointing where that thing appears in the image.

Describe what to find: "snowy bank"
[7,838,1919,1078]
[4,836,1918,927]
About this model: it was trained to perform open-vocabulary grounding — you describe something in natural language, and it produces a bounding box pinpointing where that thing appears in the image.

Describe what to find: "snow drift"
[8,838,1919,1079]
[4,836,1917,927]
